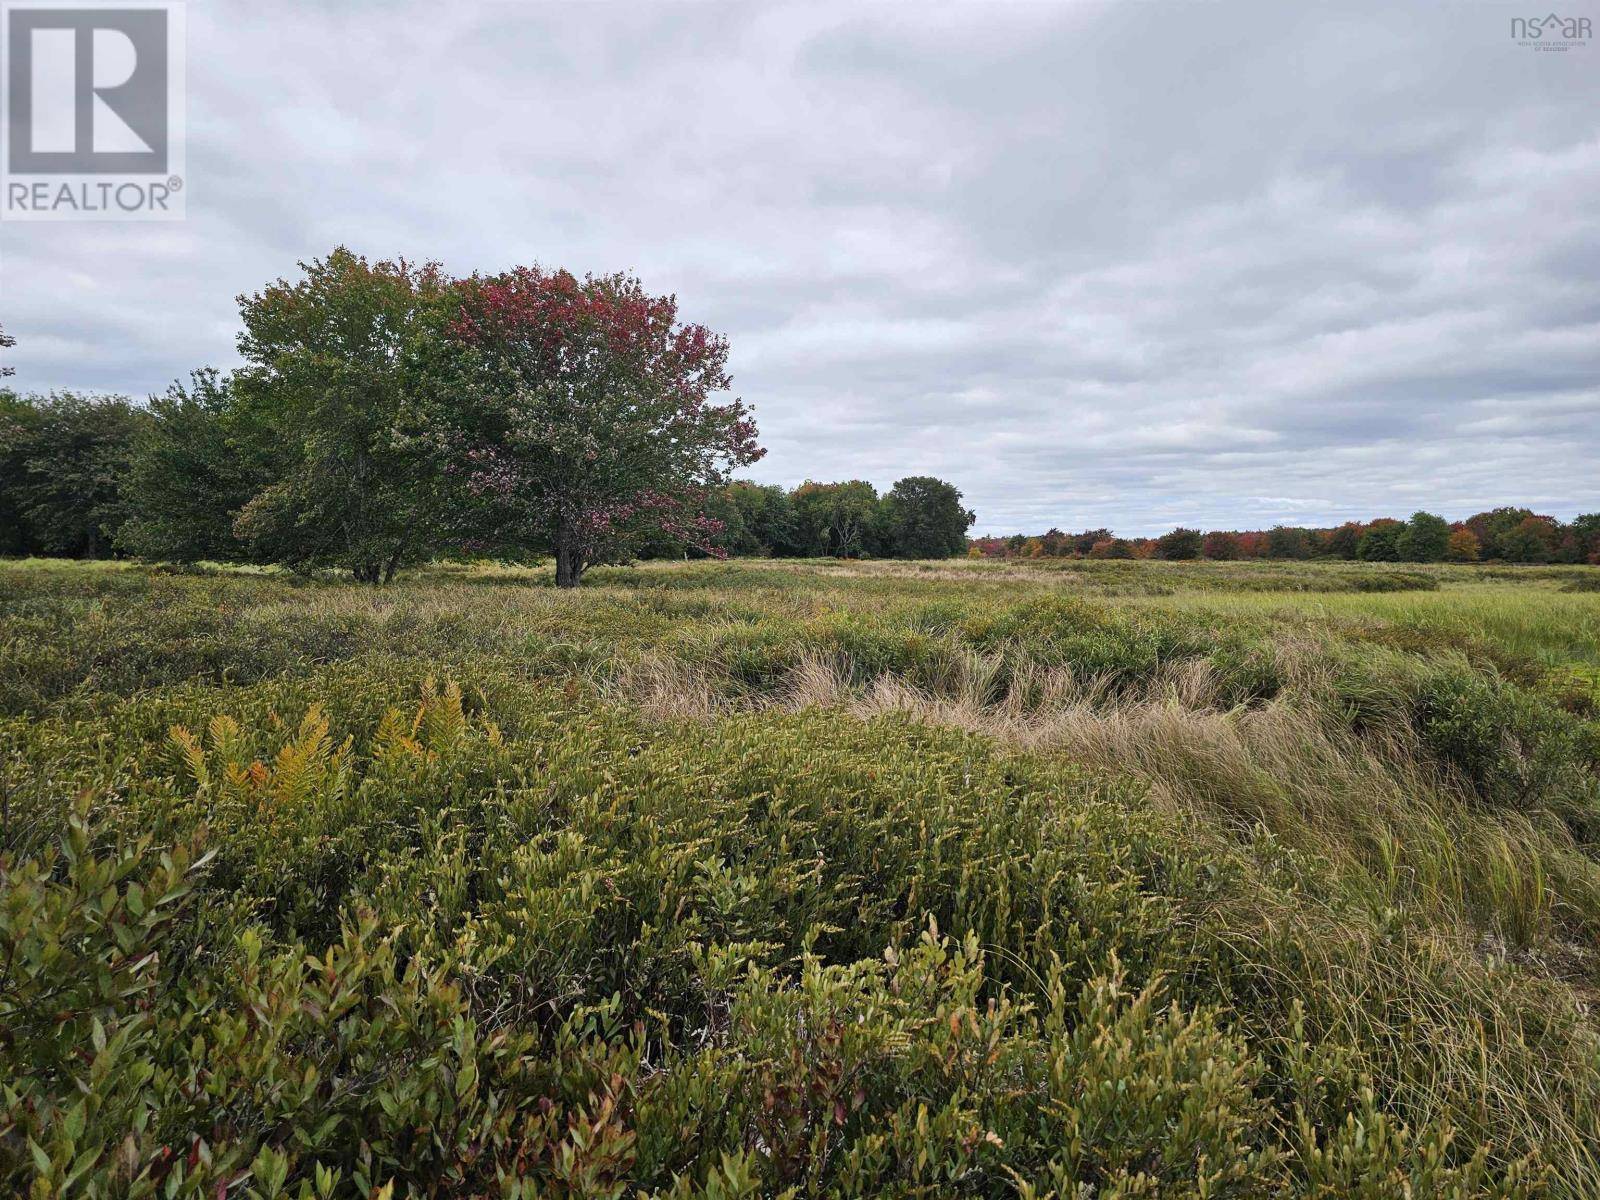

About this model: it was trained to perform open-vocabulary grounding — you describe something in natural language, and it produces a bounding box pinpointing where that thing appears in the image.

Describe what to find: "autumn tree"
[1323,523,1362,559]
[1446,527,1480,562]
[426,266,761,586]
[1499,515,1558,564]
[1202,531,1241,560]
[1072,528,1114,556]
[1570,513,1600,564]
[1463,508,1536,561]
[879,476,974,558]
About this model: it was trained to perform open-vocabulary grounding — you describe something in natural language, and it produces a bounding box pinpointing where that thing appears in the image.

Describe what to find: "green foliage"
[1267,525,1312,560]
[0,392,148,558]
[1357,522,1403,562]
[791,480,882,558]
[0,390,41,555]
[117,370,279,562]
[1395,511,1452,563]
[878,476,975,559]
[725,482,800,556]
[231,248,449,581]
[1156,527,1202,560]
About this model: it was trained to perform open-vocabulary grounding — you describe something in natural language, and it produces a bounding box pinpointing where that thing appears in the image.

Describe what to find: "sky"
[2,0,1597,537]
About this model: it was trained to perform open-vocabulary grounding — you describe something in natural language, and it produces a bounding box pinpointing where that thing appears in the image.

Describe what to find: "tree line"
[684,477,974,560]
[0,250,975,582]
[971,508,1600,565]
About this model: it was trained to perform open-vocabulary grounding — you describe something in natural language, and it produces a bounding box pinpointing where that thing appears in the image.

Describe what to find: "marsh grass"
[3,556,1600,1197]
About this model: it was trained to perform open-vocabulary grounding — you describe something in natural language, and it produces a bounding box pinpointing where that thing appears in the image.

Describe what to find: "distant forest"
[969,511,1600,565]
[0,385,974,567]
[2,386,1594,570]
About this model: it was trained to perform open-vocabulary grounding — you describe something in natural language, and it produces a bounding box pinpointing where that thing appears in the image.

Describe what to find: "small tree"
[1446,528,1480,562]
[878,476,974,559]
[430,266,762,586]
[1156,527,1202,560]
[1395,511,1450,562]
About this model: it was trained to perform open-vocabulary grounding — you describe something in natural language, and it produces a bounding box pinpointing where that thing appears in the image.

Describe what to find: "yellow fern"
[420,679,468,753]
[168,725,208,790]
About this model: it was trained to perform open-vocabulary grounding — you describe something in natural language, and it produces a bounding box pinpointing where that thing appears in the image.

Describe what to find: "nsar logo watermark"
[2,1,185,220]
[1510,12,1591,51]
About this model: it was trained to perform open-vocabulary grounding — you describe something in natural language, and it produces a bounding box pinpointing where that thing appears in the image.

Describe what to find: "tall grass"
[3,556,1599,1197]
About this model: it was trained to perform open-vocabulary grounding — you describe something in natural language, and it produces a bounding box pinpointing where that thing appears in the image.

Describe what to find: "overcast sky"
[3,1,1597,536]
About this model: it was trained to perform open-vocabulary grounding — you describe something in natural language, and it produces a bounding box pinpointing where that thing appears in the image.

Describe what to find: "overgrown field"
[4,556,1600,1199]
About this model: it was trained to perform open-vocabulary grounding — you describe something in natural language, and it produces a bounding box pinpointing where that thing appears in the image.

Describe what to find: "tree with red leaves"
[428,267,763,586]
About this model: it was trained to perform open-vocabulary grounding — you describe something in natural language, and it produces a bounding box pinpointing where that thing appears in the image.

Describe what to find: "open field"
[4,556,1600,1197]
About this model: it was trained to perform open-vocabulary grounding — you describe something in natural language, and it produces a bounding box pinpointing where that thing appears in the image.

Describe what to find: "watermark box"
[1,0,185,220]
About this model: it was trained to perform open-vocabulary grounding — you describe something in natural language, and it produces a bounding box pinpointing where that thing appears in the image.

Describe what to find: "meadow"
[4,555,1600,1198]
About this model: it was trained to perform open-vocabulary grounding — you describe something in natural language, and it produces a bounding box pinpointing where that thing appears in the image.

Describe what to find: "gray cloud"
[2,0,1596,536]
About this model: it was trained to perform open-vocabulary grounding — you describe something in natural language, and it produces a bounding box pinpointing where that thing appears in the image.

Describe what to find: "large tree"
[231,248,448,582]
[724,481,800,557]
[427,267,762,586]
[879,476,974,558]
[791,480,881,558]
[1395,510,1450,562]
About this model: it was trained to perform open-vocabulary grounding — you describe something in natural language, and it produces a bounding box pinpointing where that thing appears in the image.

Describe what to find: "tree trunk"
[554,523,583,588]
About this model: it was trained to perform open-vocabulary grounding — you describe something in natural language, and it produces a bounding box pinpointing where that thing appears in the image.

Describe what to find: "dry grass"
[607,640,1600,957]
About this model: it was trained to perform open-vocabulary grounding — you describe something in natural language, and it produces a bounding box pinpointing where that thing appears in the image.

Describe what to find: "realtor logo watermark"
[2,1,185,220]
[1511,12,1591,50]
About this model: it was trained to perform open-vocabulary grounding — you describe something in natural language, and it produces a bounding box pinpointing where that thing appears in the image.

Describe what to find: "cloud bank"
[3,0,1596,535]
